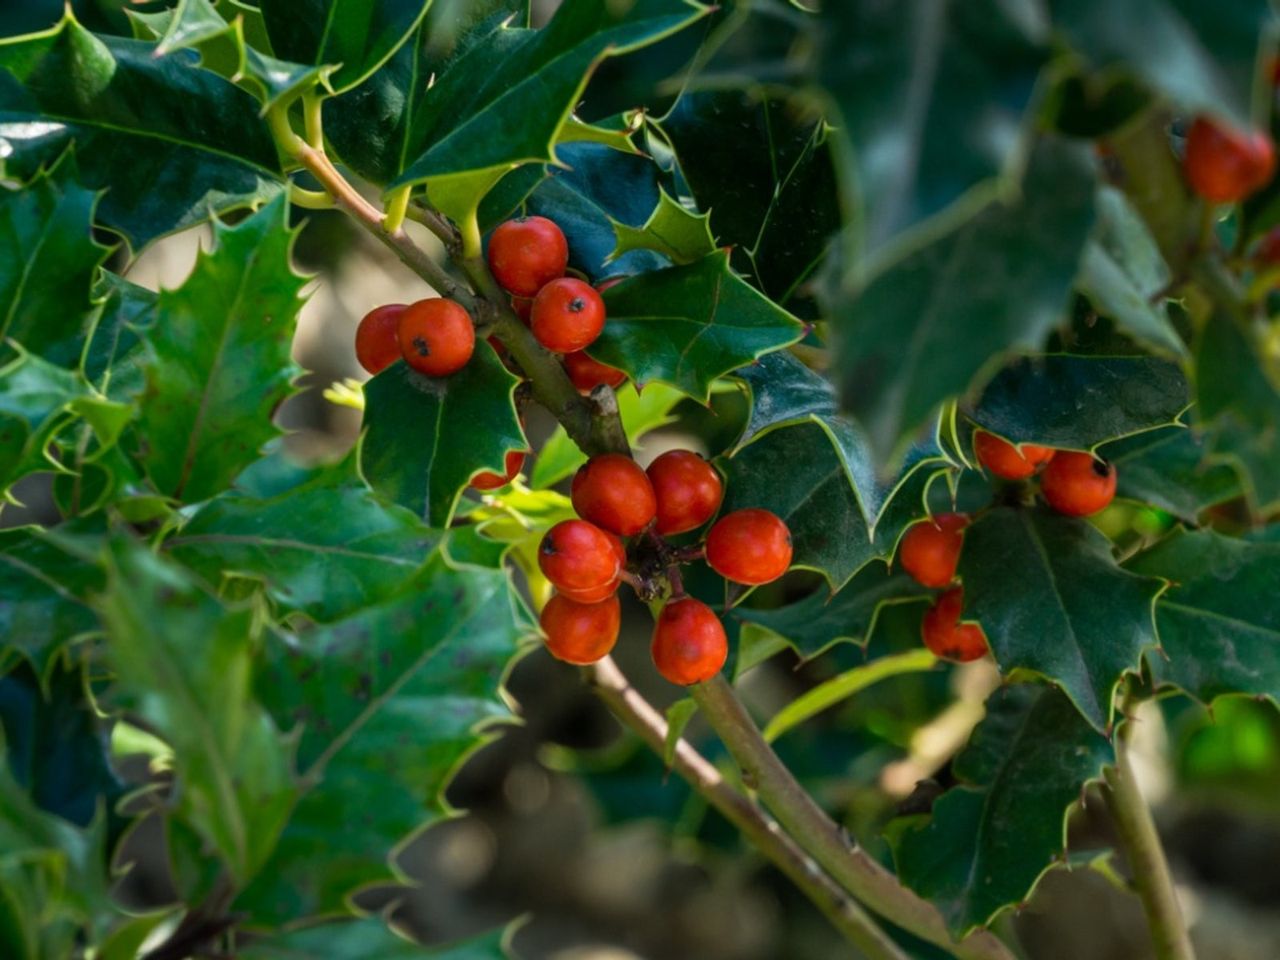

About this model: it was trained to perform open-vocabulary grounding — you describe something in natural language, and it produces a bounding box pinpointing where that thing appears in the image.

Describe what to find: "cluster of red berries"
[537,450,793,686]
[488,216,627,393]
[355,298,476,380]
[898,432,1119,664]
[1183,115,1276,204]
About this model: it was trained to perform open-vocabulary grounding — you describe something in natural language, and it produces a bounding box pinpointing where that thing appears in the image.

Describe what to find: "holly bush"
[1,1,1279,958]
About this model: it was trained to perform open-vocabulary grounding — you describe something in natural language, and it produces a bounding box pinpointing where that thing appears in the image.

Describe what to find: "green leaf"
[892,684,1112,935]
[663,698,698,769]
[609,187,716,265]
[957,507,1163,730]
[1127,529,1280,706]
[659,88,840,312]
[0,162,110,367]
[360,346,525,526]
[0,17,285,249]
[243,919,511,959]
[134,196,304,503]
[236,553,530,921]
[590,251,804,400]
[260,0,433,96]
[1077,187,1185,358]
[83,271,154,401]
[816,0,1048,259]
[1099,426,1241,522]
[968,354,1189,450]
[93,538,295,887]
[1047,0,1274,126]
[393,0,708,223]
[833,138,1097,467]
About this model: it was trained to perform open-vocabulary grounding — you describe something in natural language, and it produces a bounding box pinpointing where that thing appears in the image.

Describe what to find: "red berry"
[558,531,627,603]
[471,450,527,491]
[899,513,969,588]
[705,508,792,585]
[647,450,723,536]
[922,588,988,663]
[355,303,407,375]
[397,298,475,377]
[488,216,568,297]
[1257,226,1280,264]
[571,454,657,536]
[531,278,605,353]
[541,593,620,665]
[651,597,727,685]
[1040,451,1117,517]
[511,296,533,323]
[564,350,626,393]
[538,519,621,596]
[1184,116,1276,203]
[974,431,1055,480]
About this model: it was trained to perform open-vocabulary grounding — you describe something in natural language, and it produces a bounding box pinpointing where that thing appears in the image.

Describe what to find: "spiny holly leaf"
[1194,316,1280,515]
[0,162,110,367]
[832,138,1097,467]
[259,0,432,96]
[168,479,441,623]
[393,0,708,224]
[243,919,511,960]
[735,562,927,661]
[610,187,716,265]
[1099,426,1241,523]
[1047,0,1274,126]
[968,354,1188,450]
[93,538,295,887]
[590,251,805,400]
[659,88,840,313]
[892,684,1113,935]
[360,346,525,527]
[1078,187,1185,358]
[134,196,304,504]
[816,0,1048,260]
[0,17,285,249]
[235,553,531,922]
[957,507,1163,730]
[83,272,154,402]
[1127,529,1280,705]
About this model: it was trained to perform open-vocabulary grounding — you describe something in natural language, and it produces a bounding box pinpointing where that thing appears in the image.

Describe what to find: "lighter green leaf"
[610,187,716,265]
[243,919,511,959]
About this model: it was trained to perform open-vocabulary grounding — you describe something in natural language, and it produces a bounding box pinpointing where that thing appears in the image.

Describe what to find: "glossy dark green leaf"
[0,162,109,367]
[590,251,805,400]
[1047,0,1274,125]
[1127,529,1280,705]
[0,18,285,249]
[659,88,840,311]
[134,196,304,503]
[236,554,530,921]
[94,539,295,886]
[1099,426,1241,522]
[360,346,524,526]
[1077,187,1184,358]
[817,0,1047,258]
[957,507,1163,730]
[83,272,154,401]
[243,919,510,959]
[968,354,1188,450]
[168,479,441,622]
[610,187,716,265]
[833,139,1098,467]
[892,684,1112,934]
[394,0,708,222]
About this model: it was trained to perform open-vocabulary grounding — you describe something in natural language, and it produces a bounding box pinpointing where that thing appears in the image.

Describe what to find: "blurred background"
[2,1,1279,958]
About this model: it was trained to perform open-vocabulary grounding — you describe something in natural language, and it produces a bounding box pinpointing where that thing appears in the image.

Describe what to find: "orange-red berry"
[1184,116,1276,203]
[705,508,792,585]
[647,450,723,536]
[922,588,989,662]
[471,450,527,491]
[974,431,1055,480]
[531,278,606,353]
[488,216,568,297]
[564,350,626,393]
[355,303,407,375]
[538,519,621,596]
[541,593,621,665]
[899,513,969,588]
[571,454,657,536]
[1257,226,1280,265]
[1040,451,1117,517]
[651,597,728,685]
[397,298,475,377]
